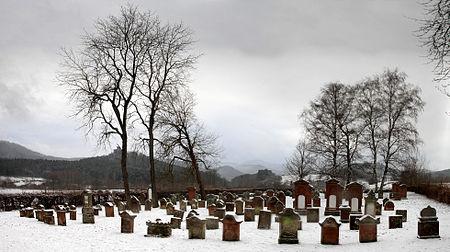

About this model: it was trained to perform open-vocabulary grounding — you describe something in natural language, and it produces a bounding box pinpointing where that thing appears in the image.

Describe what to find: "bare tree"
[158,89,220,200]
[416,0,450,96]
[58,6,153,202]
[356,77,385,191]
[284,139,315,180]
[132,18,198,207]
[377,69,425,197]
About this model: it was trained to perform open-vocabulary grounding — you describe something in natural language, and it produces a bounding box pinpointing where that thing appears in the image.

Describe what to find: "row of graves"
[17,182,441,246]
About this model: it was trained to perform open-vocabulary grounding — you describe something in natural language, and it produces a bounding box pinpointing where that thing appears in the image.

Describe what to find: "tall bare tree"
[416,0,450,96]
[377,69,425,197]
[284,139,315,180]
[158,89,220,200]
[132,18,198,207]
[58,6,153,202]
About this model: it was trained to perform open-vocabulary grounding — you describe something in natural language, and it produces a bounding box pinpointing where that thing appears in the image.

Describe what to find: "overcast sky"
[0,0,449,171]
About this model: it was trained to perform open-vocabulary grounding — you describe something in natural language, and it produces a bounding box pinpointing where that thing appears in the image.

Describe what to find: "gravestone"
[216,199,225,209]
[166,202,175,215]
[375,201,382,215]
[324,179,343,216]
[399,184,407,198]
[214,208,226,219]
[25,207,34,218]
[306,207,319,223]
[225,202,234,212]
[173,210,184,219]
[198,200,206,208]
[105,202,114,217]
[43,209,55,225]
[278,208,300,244]
[129,196,141,213]
[244,208,255,221]
[56,210,66,226]
[159,198,167,209]
[274,200,285,214]
[120,211,137,233]
[93,204,101,215]
[190,199,198,209]
[339,205,351,223]
[417,205,440,239]
[384,200,394,211]
[187,187,196,201]
[383,198,389,206]
[222,214,242,241]
[266,189,274,197]
[206,217,219,229]
[170,217,182,229]
[252,196,264,215]
[364,190,377,217]
[139,193,147,205]
[145,199,152,211]
[257,210,272,229]
[235,199,244,215]
[349,214,363,230]
[180,200,187,212]
[267,196,278,212]
[395,210,407,222]
[117,201,125,215]
[319,216,341,245]
[245,200,253,209]
[277,191,286,206]
[294,179,312,214]
[187,216,206,239]
[312,193,321,207]
[145,219,172,237]
[208,204,216,216]
[82,190,95,224]
[69,205,76,220]
[345,182,363,213]
[356,215,380,243]
[389,215,403,229]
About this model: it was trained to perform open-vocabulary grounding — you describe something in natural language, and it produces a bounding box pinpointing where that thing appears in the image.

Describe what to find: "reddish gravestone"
[222,215,242,241]
[356,215,380,243]
[69,205,76,220]
[187,187,196,201]
[235,199,244,215]
[208,204,216,216]
[43,210,55,225]
[319,216,341,245]
[225,202,235,212]
[312,194,321,207]
[392,182,400,194]
[105,202,114,217]
[120,211,137,233]
[345,182,363,213]
[399,184,407,198]
[384,200,395,211]
[56,210,66,226]
[339,205,351,223]
[324,179,343,216]
[294,179,312,214]
[277,191,286,206]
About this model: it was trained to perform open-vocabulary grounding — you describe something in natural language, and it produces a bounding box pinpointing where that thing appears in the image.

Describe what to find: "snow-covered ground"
[0,176,46,187]
[0,192,448,251]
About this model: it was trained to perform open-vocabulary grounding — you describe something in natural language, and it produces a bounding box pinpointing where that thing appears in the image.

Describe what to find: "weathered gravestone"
[214,208,226,219]
[105,202,114,217]
[274,200,285,214]
[120,211,137,233]
[225,202,234,212]
[93,204,101,215]
[186,210,200,229]
[384,200,394,211]
[277,191,286,206]
[267,196,278,212]
[25,207,34,218]
[145,219,172,237]
[355,215,380,243]
[395,210,407,222]
[206,217,219,229]
[252,196,264,215]
[82,190,95,224]
[244,208,255,222]
[173,210,184,219]
[278,208,300,244]
[180,200,187,212]
[349,213,363,230]
[339,205,351,223]
[117,201,125,215]
[222,214,242,241]
[187,216,206,239]
[43,209,55,225]
[170,217,182,229]
[399,184,407,198]
[375,201,382,215]
[389,215,403,229]
[307,207,320,223]
[166,202,175,215]
[145,199,152,211]
[69,205,76,220]
[235,199,244,215]
[364,190,377,217]
[312,193,321,208]
[319,216,341,245]
[258,210,272,229]
[129,196,141,213]
[159,198,167,209]
[418,205,440,239]
[215,199,225,209]
[208,204,216,216]
[56,209,66,226]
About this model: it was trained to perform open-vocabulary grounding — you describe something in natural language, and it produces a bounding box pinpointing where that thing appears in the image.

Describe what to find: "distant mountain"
[230,169,282,188]
[215,166,244,181]
[431,168,450,178]
[0,141,63,160]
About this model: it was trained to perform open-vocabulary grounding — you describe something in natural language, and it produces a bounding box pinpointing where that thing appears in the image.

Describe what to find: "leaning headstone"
[82,190,95,224]
[278,208,300,244]
[339,205,351,223]
[214,208,226,219]
[418,205,440,239]
[395,210,407,222]
[120,211,137,233]
[206,217,219,230]
[389,215,403,229]
[145,219,172,237]
[349,214,363,230]
[355,215,380,243]
[307,207,320,223]
[244,208,255,222]
[222,214,242,241]
[258,210,272,229]
[187,216,206,239]
[384,200,394,211]
[364,190,377,217]
[235,199,244,215]
[319,216,341,245]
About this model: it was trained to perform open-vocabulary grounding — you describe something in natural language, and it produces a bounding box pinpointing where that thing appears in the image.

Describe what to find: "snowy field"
[0,192,448,252]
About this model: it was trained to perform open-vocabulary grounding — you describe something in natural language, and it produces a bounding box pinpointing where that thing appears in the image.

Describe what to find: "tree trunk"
[345,136,352,185]
[378,159,389,198]
[191,154,205,200]
[148,129,159,208]
[372,155,378,192]
[121,135,131,205]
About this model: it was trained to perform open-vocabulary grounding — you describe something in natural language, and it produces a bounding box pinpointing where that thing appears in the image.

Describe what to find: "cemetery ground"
[0,192,448,251]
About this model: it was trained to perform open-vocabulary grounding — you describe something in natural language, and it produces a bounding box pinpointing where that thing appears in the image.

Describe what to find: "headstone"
[319,216,341,245]
[198,200,206,208]
[145,199,152,211]
[278,208,300,244]
[25,207,34,218]
[244,208,255,222]
[417,205,440,239]
[180,200,187,212]
[166,202,175,215]
[375,201,382,215]
[339,205,351,223]
[159,198,167,209]
[312,194,321,207]
[93,204,101,215]
[120,211,137,233]
[69,205,76,220]
[383,198,389,206]
[173,210,184,219]
[277,191,286,205]
[145,219,172,237]
[206,217,219,229]
[129,196,141,213]
[225,202,234,212]
[216,199,225,209]
[257,210,272,229]
[364,190,377,217]
[187,187,196,201]
[349,214,363,230]
[356,215,380,243]
[324,178,343,216]
[222,214,242,241]
[306,207,319,223]
[214,208,226,219]
[190,199,198,209]
[235,199,244,215]
[274,200,285,214]
[82,190,95,224]
[56,210,66,226]
[117,201,125,215]
[187,216,206,239]
[267,196,278,211]
[399,184,407,198]
[252,196,264,215]
[266,189,274,197]
[389,215,402,229]
[395,210,407,222]
[43,209,55,225]
[170,217,182,229]
[104,202,114,217]
[208,204,216,216]
[294,179,312,214]
[384,200,394,211]
[345,182,363,213]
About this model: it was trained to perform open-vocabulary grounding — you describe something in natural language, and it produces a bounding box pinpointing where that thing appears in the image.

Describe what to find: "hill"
[215,166,243,180]
[230,169,282,188]
[0,140,63,160]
